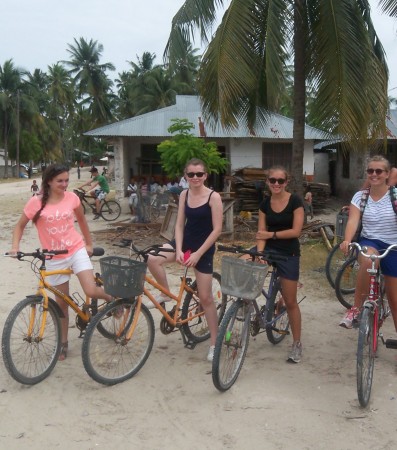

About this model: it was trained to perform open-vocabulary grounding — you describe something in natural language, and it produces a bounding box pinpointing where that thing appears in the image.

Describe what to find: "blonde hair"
[367,155,390,172]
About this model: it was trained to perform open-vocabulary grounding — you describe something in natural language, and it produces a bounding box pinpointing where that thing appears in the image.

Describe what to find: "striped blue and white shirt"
[351,190,397,244]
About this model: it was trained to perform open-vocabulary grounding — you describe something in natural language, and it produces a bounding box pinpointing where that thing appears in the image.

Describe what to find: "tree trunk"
[291,0,306,198]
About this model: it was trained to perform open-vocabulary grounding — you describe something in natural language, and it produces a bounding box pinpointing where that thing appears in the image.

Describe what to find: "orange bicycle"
[1,248,108,385]
[81,240,228,385]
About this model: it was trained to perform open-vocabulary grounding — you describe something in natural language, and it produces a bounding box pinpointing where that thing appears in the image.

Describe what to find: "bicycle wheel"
[325,243,348,289]
[82,299,155,385]
[181,272,228,343]
[2,297,61,385]
[100,200,121,221]
[265,282,290,344]
[334,256,359,309]
[357,306,376,407]
[212,300,250,391]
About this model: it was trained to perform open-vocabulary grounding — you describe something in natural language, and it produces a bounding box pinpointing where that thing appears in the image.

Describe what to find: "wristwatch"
[272,231,277,239]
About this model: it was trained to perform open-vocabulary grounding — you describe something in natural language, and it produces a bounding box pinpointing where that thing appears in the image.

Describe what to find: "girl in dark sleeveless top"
[147,158,223,362]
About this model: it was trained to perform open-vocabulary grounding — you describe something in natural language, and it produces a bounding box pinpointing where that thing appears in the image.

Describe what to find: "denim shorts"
[45,247,93,286]
[359,238,397,277]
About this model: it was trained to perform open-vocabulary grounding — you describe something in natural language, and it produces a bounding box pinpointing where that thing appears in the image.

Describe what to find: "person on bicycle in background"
[78,166,110,220]
[9,164,113,361]
[256,165,304,363]
[339,155,397,330]
[147,158,223,362]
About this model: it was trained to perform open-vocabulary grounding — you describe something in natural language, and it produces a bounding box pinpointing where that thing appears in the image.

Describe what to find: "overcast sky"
[1,0,396,94]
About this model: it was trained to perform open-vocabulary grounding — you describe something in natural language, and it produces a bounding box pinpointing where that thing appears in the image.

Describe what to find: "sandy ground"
[1,168,397,450]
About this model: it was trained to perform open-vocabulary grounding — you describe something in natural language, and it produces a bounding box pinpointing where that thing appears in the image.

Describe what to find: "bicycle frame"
[30,264,102,341]
[138,267,203,327]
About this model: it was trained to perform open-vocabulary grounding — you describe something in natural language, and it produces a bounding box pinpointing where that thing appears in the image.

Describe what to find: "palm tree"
[165,1,389,194]
[63,37,115,126]
[0,59,24,177]
[379,0,397,16]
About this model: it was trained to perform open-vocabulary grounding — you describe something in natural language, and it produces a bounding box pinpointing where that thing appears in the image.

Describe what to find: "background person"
[127,177,138,216]
[9,164,113,360]
[30,179,39,196]
[256,166,304,363]
[147,158,223,362]
[78,167,110,220]
[339,155,397,330]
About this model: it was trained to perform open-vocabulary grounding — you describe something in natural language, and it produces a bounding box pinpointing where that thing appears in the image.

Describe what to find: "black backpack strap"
[390,185,397,215]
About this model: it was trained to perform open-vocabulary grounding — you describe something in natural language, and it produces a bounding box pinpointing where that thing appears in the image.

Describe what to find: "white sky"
[1,0,396,94]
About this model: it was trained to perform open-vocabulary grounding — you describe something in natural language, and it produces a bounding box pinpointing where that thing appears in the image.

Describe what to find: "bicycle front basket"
[221,256,268,300]
[100,256,147,298]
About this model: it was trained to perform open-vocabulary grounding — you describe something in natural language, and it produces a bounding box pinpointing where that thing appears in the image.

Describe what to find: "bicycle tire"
[82,299,155,385]
[212,300,250,391]
[100,200,121,221]
[334,256,359,309]
[2,297,61,385]
[325,243,348,289]
[265,282,290,344]
[357,306,376,407]
[92,298,136,340]
[181,272,227,343]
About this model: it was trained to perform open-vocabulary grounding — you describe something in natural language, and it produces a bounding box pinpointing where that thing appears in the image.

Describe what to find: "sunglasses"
[268,177,286,185]
[186,172,206,178]
[366,168,386,175]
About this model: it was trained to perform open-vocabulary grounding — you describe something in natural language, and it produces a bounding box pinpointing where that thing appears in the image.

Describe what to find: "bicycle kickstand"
[179,329,197,350]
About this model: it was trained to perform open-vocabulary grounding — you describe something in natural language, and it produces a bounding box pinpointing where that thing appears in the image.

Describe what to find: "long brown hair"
[32,164,69,224]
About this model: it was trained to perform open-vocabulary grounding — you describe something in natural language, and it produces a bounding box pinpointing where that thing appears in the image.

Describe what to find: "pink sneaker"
[339,307,360,329]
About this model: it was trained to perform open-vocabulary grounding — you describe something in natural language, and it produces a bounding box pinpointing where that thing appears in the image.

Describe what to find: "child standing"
[304,186,313,219]
[31,180,39,196]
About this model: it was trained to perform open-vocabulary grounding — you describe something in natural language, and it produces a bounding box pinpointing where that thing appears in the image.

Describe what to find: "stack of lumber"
[228,168,331,213]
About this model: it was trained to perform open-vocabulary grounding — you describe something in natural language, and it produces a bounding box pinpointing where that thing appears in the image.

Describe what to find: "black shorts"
[170,240,214,274]
[250,246,300,281]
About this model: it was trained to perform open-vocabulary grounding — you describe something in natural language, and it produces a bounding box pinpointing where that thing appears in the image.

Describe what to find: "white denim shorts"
[45,247,93,286]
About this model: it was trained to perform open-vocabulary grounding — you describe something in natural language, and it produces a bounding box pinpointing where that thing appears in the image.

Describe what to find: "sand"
[0,168,397,450]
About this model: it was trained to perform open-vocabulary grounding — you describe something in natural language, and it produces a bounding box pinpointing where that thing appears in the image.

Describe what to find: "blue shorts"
[359,238,397,277]
[249,247,300,281]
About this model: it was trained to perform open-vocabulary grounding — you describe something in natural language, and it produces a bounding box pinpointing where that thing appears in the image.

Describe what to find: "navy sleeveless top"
[183,190,215,254]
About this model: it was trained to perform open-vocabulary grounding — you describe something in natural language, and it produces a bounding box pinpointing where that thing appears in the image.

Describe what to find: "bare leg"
[194,270,218,346]
[280,277,301,342]
[353,248,379,308]
[76,269,112,301]
[53,281,70,360]
[147,244,176,292]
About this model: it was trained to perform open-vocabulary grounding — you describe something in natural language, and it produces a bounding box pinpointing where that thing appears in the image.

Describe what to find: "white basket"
[221,256,268,300]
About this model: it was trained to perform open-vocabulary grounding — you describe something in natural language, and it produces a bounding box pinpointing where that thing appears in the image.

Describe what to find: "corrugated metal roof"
[85,95,328,140]
[314,109,397,149]
[387,110,397,138]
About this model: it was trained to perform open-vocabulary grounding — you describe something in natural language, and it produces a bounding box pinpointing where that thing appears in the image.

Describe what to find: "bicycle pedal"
[184,341,197,350]
[273,328,290,335]
[385,339,397,349]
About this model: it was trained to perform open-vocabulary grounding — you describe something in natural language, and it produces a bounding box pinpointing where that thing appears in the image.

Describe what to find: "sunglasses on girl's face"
[186,172,206,178]
[268,177,286,185]
[366,168,386,175]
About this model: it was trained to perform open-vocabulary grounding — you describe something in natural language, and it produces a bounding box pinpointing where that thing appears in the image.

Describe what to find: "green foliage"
[157,119,228,178]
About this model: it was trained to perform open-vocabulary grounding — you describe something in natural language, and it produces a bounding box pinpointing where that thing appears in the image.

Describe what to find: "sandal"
[59,341,68,361]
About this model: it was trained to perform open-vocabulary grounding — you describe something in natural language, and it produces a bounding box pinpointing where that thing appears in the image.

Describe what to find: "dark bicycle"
[74,188,121,221]
[212,245,305,391]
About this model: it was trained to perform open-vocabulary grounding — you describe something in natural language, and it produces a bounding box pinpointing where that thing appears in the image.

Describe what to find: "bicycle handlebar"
[349,242,397,260]
[115,239,175,259]
[217,244,288,263]
[5,247,104,261]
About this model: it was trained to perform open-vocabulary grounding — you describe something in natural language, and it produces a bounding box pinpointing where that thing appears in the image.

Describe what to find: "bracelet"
[272,231,277,240]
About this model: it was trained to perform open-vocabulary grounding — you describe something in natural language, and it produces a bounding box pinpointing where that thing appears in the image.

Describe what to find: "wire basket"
[221,256,268,300]
[100,256,147,298]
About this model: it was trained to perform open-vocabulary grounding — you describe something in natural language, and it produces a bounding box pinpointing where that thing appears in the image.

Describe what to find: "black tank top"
[183,190,215,253]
